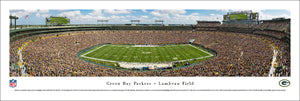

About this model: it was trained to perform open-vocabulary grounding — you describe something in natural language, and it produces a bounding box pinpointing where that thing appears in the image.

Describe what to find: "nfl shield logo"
[9,79,17,88]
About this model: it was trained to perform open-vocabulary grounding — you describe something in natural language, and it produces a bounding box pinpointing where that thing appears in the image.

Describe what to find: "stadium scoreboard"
[46,16,70,26]
[223,10,258,21]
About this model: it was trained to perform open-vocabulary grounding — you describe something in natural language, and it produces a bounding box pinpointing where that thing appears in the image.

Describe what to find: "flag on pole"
[25,15,29,19]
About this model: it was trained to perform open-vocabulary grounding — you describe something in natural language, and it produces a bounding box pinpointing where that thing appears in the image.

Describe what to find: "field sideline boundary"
[81,45,106,56]
[188,44,214,57]
[80,44,214,63]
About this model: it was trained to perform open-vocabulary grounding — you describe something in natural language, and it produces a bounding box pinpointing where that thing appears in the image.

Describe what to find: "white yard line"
[126,48,134,62]
[188,44,214,57]
[118,47,129,61]
[81,45,106,56]
[81,55,119,63]
[176,55,213,62]
[170,46,189,61]
[81,44,214,63]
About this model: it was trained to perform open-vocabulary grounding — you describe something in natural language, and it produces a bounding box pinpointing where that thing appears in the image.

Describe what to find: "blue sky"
[10,9,290,25]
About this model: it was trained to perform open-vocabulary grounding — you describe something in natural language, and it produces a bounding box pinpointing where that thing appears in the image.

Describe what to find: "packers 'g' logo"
[279,79,290,87]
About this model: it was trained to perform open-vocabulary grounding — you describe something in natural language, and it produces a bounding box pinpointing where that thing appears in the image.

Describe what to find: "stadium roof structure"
[262,18,290,22]
[130,20,140,22]
[97,20,109,22]
[155,20,164,22]
[9,15,19,19]
[10,15,19,29]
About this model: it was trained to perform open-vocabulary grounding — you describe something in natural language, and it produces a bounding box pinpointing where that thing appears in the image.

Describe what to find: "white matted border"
[1,1,299,100]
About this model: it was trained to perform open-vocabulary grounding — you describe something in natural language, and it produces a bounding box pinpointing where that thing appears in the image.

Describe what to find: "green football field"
[80,44,214,63]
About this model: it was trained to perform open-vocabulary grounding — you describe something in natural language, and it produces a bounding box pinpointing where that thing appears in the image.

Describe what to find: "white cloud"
[88,9,102,16]
[219,9,229,13]
[58,11,82,17]
[41,14,51,18]
[260,14,290,20]
[122,19,130,22]
[150,9,186,17]
[191,13,200,16]
[103,9,132,14]
[141,16,148,19]
[10,9,24,12]
[55,10,133,24]
[171,14,200,23]
[125,15,134,18]
[217,9,290,20]
[10,9,38,18]
[13,9,50,18]
[150,9,188,20]
[159,9,186,15]
[141,9,147,12]
[150,10,170,19]
[39,9,49,13]
[55,9,69,12]
[25,9,38,13]
[254,10,290,20]
[11,11,27,18]
[36,13,40,17]
[110,15,125,19]
[35,11,51,18]
[163,13,223,24]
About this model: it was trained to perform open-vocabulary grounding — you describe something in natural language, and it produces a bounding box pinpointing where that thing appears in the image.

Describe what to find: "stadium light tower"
[10,15,19,29]
[97,20,109,26]
[130,20,140,24]
[155,20,164,25]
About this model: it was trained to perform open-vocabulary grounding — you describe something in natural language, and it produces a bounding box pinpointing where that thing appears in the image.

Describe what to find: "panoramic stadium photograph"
[9,9,290,77]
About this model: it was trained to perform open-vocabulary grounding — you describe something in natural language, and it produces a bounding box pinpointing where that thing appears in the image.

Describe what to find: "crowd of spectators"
[195,21,220,31]
[255,19,290,32]
[195,27,219,31]
[196,21,220,27]
[219,23,256,28]
[253,30,288,39]
[9,40,24,77]
[9,30,290,77]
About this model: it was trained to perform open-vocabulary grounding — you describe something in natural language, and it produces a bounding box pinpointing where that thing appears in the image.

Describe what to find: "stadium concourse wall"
[10,25,290,44]
[76,43,217,71]
[10,26,193,42]
[252,29,290,44]
[193,24,255,33]
[219,27,254,34]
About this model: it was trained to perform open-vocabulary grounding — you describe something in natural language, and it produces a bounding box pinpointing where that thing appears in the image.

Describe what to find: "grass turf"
[80,44,213,63]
